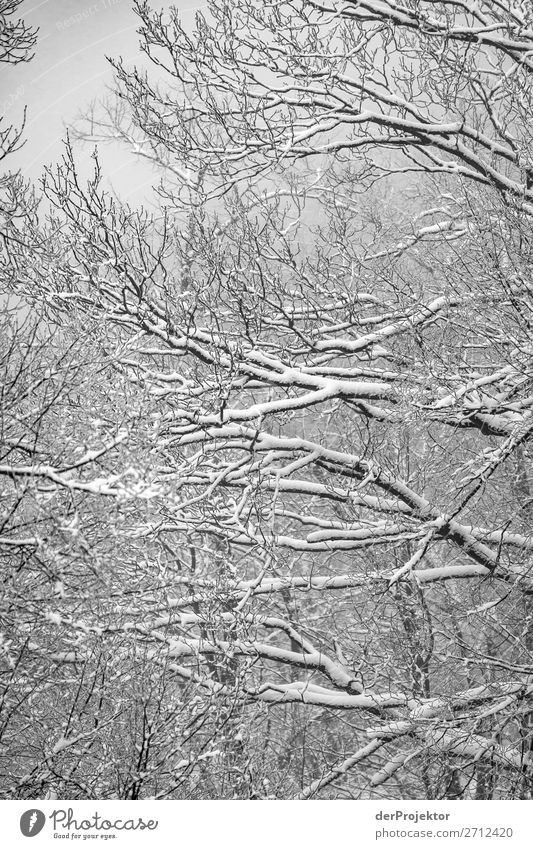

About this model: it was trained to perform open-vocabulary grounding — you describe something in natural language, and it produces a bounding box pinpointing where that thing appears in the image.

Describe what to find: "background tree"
[0,0,37,168]
[3,0,533,799]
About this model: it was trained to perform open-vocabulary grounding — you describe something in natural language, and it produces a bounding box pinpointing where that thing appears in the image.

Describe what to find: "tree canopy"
[1,0,533,799]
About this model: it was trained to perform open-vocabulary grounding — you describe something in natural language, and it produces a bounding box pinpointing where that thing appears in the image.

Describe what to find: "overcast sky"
[1,0,201,205]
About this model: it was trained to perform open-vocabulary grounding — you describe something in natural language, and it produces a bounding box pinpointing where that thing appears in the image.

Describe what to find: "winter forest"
[1,0,533,801]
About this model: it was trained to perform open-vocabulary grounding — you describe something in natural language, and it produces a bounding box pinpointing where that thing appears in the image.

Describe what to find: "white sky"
[1,0,203,205]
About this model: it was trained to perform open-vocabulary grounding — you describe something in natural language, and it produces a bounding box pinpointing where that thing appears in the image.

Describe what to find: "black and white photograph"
[2,0,533,818]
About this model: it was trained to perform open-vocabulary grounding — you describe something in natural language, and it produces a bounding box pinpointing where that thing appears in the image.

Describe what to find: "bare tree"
[0,0,37,65]
[0,0,37,165]
[3,0,533,798]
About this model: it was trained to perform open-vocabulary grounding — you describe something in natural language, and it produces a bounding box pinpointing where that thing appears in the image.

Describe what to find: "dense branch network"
[2,0,533,799]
